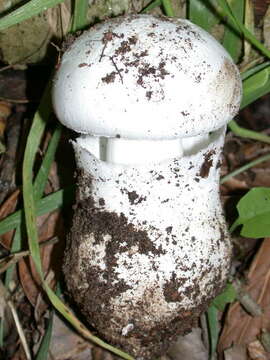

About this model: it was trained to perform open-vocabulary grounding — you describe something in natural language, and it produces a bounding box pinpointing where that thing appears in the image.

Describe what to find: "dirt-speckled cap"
[53,14,242,140]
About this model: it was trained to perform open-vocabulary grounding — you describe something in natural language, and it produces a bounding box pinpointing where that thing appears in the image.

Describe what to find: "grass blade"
[221,152,270,184]
[1,125,61,348]
[22,81,53,275]
[0,186,75,237]
[241,61,270,81]
[228,64,270,143]
[217,0,270,59]
[141,0,162,13]
[207,305,219,360]
[35,311,54,360]
[71,0,89,32]
[34,124,62,200]
[4,227,23,282]
[222,0,244,62]
[228,120,270,144]
[188,0,220,32]
[0,0,66,31]
[161,0,175,17]
[241,65,270,108]
[44,284,133,359]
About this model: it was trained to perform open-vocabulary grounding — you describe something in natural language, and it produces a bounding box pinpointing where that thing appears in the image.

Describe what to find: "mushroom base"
[63,187,228,359]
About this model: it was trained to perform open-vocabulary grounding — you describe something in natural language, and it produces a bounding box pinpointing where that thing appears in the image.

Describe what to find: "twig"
[233,280,263,317]
[109,56,123,84]
[0,64,15,72]
[0,97,31,104]
[99,43,108,62]
[221,152,270,184]
[0,237,59,274]
[8,300,32,360]
[0,280,32,360]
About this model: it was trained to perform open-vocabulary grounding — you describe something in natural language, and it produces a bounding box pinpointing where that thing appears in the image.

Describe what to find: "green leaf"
[232,187,270,238]
[0,0,66,31]
[188,0,220,33]
[222,0,244,62]
[212,283,237,311]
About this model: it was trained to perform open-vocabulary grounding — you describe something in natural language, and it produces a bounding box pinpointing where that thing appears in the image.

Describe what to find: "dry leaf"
[263,5,270,49]
[167,328,208,360]
[218,239,270,356]
[224,345,247,360]
[248,340,269,360]
[92,346,117,360]
[47,1,71,39]
[48,314,92,360]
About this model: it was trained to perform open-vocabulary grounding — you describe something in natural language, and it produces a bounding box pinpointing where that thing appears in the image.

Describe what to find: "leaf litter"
[218,238,270,359]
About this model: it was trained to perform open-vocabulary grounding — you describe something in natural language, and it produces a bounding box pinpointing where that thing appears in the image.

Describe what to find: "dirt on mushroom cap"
[53,14,242,140]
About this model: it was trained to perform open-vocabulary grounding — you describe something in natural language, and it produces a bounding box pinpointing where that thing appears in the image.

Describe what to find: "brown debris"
[78,63,91,68]
[102,71,117,84]
[199,150,215,178]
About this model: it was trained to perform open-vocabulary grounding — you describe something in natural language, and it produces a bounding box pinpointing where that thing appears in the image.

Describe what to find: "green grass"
[0,0,66,30]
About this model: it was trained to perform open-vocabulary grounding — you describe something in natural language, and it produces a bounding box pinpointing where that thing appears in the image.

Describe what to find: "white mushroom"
[52,14,242,359]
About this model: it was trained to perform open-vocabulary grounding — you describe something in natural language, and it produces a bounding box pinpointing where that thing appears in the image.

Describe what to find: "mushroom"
[52,14,242,359]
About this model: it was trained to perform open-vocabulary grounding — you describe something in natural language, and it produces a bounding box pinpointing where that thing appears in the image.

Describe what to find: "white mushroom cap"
[53,14,242,140]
